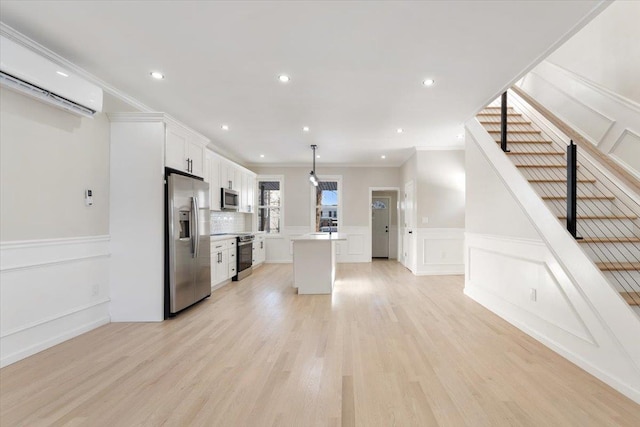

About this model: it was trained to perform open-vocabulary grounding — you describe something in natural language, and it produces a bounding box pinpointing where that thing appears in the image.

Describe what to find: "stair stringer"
[465,117,640,404]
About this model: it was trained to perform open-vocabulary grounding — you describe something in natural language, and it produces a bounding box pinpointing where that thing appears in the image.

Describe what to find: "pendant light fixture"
[309,144,318,187]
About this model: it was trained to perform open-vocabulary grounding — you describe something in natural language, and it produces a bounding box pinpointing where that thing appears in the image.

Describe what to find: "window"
[257,177,283,234]
[313,179,340,232]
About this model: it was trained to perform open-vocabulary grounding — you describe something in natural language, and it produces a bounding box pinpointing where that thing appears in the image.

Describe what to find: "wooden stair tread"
[495,140,553,144]
[542,195,615,200]
[578,237,640,243]
[506,152,564,156]
[477,113,522,117]
[479,120,531,125]
[488,130,541,134]
[529,178,595,183]
[620,292,640,306]
[557,214,637,220]
[515,164,570,168]
[596,262,640,271]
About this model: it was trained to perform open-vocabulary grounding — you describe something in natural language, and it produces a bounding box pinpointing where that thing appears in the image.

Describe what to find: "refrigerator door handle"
[192,197,199,258]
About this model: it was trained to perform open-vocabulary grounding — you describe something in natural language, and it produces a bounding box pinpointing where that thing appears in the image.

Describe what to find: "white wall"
[0,87,111,367]
[465,119,640,404]
[400,149,466,275]
[0,87,110,240]
[252,166,400,263]
[546,0,640,104]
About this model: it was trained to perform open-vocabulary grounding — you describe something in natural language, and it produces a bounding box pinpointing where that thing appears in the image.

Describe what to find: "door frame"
[368,187,400,261]
[371,196,391,258]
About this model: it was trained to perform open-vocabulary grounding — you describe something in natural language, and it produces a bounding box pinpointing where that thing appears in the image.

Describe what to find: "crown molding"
[245,162,403,169]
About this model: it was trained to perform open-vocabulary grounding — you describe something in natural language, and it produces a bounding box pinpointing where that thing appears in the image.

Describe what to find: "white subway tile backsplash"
[210,211,252,234]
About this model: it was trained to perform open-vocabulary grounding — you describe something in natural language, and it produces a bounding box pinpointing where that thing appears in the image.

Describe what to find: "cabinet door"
[214,248,229,283]
[240,173,248,213]
[166,126,187,172]
[186,139,204,178]
[258,237,266,264]
[208,152,221,211]
[247,174,255,214]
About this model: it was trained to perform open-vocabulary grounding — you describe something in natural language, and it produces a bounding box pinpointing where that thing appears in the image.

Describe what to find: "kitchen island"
[292,233,347,294]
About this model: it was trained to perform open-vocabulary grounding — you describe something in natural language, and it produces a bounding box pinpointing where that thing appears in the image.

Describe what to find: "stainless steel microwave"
[221,188,239,210]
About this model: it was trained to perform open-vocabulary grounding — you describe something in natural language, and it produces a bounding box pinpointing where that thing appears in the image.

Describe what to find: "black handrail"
[501,92,510,153]
[567,140,581,239]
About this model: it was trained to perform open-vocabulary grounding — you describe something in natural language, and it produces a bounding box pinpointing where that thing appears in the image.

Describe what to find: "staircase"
[476,104,640,311]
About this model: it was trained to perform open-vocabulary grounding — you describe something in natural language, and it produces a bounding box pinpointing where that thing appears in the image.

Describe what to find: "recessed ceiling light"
[397,128,403,133]
[316,155,320,158]
[150,71,165,80]
[260,154,265,158]
[457,133,464,139]
[278,75,290,83]
[221,124,229,131]
[303,126,310,132]
[56,71,69,77]
[423,78,435,87]
[381,155,386,159]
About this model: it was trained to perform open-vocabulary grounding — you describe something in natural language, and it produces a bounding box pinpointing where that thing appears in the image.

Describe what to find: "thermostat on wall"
[85,189,93,206]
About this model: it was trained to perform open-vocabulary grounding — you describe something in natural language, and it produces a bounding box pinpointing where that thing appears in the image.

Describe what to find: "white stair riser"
[575,219,638,238]
[603,270,640,291]
[544,199,615,216]
[530,182,599,197]
[581,242,640,263]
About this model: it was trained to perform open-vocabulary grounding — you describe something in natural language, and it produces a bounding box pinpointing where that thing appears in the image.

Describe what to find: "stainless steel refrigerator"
[166,172,211,316]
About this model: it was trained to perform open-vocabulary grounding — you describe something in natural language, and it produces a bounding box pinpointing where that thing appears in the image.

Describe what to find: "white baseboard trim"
[1,305,110,368]
[415,265,464,276]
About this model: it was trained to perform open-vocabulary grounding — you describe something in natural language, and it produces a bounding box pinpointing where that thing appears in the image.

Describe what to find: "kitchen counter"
[292,233,345,294]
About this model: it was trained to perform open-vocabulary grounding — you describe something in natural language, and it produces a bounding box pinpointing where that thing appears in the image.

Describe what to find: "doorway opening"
[369,188,400,261]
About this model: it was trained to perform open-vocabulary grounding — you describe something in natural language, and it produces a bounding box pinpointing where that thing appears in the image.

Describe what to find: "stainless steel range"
[234,233,254,281]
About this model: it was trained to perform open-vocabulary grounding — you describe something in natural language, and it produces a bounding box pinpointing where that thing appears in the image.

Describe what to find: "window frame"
[309,175,342,233]
[256,175,284,236]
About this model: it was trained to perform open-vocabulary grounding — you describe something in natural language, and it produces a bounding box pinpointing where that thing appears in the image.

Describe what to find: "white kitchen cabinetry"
[205,150,221,211]
[253,235,266,266]
[211,238,237,287]
[108,112,210,321]
[220,160,239,192]
[165,124,206,178]
[239,171,257,213]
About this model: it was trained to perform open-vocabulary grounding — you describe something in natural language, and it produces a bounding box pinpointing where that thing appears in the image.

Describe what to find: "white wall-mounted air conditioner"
[0,35,103,117]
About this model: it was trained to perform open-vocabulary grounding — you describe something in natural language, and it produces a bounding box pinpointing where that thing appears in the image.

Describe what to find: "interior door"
[372,197,390,258]
[402,181,415,271]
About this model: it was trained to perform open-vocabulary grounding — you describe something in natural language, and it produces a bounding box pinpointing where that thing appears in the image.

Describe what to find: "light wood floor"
[1,261,639,426]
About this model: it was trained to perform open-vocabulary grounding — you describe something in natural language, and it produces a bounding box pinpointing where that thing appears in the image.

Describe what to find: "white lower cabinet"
[253,235,266,266]
[211,238,236,287]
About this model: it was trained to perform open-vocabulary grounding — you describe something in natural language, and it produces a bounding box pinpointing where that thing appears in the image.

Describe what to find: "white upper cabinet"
[206,150,221,211]
[205,149,256,213]
[165,124,206,178]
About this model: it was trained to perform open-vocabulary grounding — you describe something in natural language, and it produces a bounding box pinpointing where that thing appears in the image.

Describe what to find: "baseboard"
[415,264,464,276]
[1,302,110,368]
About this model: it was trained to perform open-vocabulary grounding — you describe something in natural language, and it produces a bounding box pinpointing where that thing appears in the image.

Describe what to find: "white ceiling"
[0,1,606,166]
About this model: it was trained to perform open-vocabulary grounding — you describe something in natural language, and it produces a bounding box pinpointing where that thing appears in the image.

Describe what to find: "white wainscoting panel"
[518,61,640,178]
[415,228,464,275]
[465,232,640,404]
[609,129,640,180]
[264,226,370,263]
[0,236,111,367]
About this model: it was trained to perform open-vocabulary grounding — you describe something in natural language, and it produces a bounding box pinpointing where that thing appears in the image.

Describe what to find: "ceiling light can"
[150,71,165,80]
[423,78,435,87]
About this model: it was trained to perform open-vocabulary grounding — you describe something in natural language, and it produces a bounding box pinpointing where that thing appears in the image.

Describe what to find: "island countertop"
[291,233,347,241]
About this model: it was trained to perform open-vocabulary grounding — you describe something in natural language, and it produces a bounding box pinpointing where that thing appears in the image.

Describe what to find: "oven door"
[237,241,253,274]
